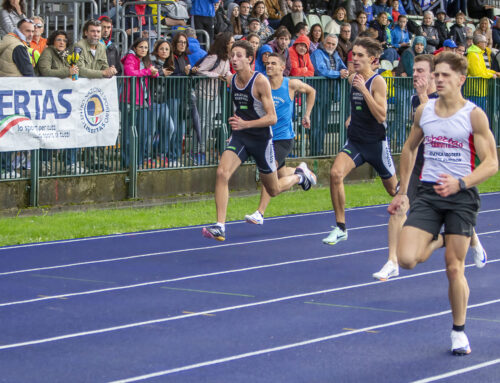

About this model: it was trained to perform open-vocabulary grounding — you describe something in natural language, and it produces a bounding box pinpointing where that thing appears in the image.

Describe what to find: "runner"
[244,52,316,225]
[388,52,498,355]
[323,37,398,245]
[202,40,316,241]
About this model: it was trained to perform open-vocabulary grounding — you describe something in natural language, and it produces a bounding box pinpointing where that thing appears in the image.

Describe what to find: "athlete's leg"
[329,152,356,224]
[215,150,242,223]
[381,174,398,196]
[258,165,295,215]
[387,201,408,264]
[397,226,444,269]
[259,169,300,197]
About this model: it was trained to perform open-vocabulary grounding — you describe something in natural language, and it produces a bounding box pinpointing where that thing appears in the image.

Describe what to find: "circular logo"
[80,88,110,134]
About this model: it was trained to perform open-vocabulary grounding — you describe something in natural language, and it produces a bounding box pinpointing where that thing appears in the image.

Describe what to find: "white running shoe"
[451,330,471,355]
[469,239,487,269]
[295,162,317,191]
[372,260,399,281]
[322,226,348,245]
[245,210,264,225]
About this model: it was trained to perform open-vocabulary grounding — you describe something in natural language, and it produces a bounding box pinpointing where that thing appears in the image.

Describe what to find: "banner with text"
[0,78,120,152]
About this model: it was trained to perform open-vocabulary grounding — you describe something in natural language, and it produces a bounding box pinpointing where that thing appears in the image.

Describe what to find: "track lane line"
[411,358,500,383]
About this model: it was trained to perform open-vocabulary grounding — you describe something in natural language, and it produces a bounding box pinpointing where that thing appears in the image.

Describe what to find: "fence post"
[30,149,39,206]
[128,79,138,198]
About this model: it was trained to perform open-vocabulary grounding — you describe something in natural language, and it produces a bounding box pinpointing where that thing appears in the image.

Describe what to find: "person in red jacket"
[289,35,314,76]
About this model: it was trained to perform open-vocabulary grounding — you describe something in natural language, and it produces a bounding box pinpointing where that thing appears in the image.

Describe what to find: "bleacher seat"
[307,14,322,28]
[321,15,332,29]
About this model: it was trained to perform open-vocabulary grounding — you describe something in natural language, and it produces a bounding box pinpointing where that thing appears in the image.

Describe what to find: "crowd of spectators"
[1,0,500,174]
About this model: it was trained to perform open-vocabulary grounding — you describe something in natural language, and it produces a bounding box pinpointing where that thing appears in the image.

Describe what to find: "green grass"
[1,173,499,247]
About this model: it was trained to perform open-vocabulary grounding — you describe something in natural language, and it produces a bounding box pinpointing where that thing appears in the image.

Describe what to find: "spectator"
[421,11,439,54]
[350,11,367,42]
[433,38,457,55]
[457,43,466,55]
[214,0,232,35]
[493,19,500,49]
[37,30,76,78]
[336,23,352,64]
[361,0,374,22]
[192,0,218,43]
[372,0,391,17]
[395,35,426,76]
[391,14,410,53]
[124,1,155,41]
[468,0,495,20]
[255,43,272,73]
[239,0,251,35]
[449,12,467,48]
[186,27,207,66]
[101,0,121,24]
[248,17,273,43]
[246,32,261,59]
[289,34,314,76]
[308,23,324,53]
[172,32,191,75]
[151,39,175,76]
[390,0,400,21]
[264,0,284,29]
[369,11,389,45]
[0,0,26,36]
[279,0,306,35]
[252,1,274,40]
[310,33,348,156]
[325,7,347,36]
[291,21,308,43]
[98,15,122,75]
[0,18,34,76]
[149,0,187,28]
[122,38,159,167]
[30,15,47,54]
[473,17,493,50]
[434,9,449,48]
[228,3,243,36]
[268,26,292,75]
[76,20,116,78]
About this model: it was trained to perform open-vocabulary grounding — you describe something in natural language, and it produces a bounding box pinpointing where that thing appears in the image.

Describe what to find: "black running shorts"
[225,133,277,174]
[273,139,294,170]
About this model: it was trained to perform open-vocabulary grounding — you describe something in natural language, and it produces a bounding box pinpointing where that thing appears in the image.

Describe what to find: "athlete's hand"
[302,116,311,129]
[388,194,409,215]
[228,115,248,130]
[352,74,368,94]
[434,174,460,197]
[414,76,428,95]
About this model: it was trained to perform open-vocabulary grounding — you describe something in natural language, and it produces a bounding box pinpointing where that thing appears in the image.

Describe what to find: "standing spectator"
[308,23,324,53]
[98,15,122,75]
[350,11,367,42]
[289,34,314,76]
[214,0,232,34]
[336,23,352,64]
[0,18,34,76]
[468,0,495,20]
[255,43,272,73]
[37,30,76,78]
[325,7,347,36]
[372,0,391,17]
[421,11,439,54]
[310,33,348,155]
[30,15,47,54]
[391,14,410,53]
[192,0,218,44]
[434,9,449,48]
[449,12,467,48]
[279,0,305,35]
[473,17,493,50]
[228,3,242,36]
[264,0,284,29]
[0,0,26,36]
[268,25,292,75]
[239,0,251,35]
[185,27,207,66]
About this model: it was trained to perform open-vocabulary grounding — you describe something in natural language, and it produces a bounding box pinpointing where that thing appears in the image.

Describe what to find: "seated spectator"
[434,9,449,48]
[214,0,232,35]
[76,19,116,78]
[336,23,352,64]
[467,34,498,77]
[433,38,457,55]
[37,30,76,78]
[248,9,274,43]
[308,23,324,53]
[228,3,243,36]
[264,0,284,29]
[268,25,292,75]
[361,0,374,22]
[449,12,467,48]
[291,21,308,43]
[0,0,26,36]
[468,0,495,20]
[186,27,207,66]
[369,10,399,62]
[325,7,347,36]
[239,0,251,35]
[457,43,466,55]
[245,32,261,59]
[390,0,400,21]
[421,11,439,54]
[372,0,391,17]
[289,35,314,76]
[473,17,493,50]
[350,11,367,42]
[391,14,410,53]
[255,43,272,73]
[394,35,426,76]
[30,15,46,54]
[279,0,306,35]
[98,16,122,75]
[0,17,34,76]
[247,18,265,43]
[251,1,269,27]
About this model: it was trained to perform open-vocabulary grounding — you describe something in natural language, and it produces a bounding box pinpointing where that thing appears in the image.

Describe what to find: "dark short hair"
[275,26,291,39]
[268,52,285,64]
[17,18,33,28]
[47,30,72,47]
[83,19,101,34]
[434,51,467,75]
[99,16,112,24]
[232,39,255,61]
[414,54,434,72]
[353,36,383,58]
[398,14,407,20]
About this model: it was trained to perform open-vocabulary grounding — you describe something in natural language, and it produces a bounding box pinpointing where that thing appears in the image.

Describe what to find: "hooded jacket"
[467,44,495,78]
[187,37,207,66]
[395,35,426,76]
[289,35,314,77]
[121,50,159,106]
[255,44,273,74]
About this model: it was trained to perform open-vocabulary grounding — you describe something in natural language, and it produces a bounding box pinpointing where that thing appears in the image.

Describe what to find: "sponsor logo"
[423,134,463,149]
[80,88,110,134]
[0,114,32,139]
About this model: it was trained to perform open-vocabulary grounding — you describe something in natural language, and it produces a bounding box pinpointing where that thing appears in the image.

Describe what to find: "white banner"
[0,77,120,152]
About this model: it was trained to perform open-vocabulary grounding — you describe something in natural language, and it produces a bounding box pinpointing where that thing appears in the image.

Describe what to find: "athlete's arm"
[228,74,277,130]
[353,74,387,123]
[434,107,498,197]
[289,79,316,129]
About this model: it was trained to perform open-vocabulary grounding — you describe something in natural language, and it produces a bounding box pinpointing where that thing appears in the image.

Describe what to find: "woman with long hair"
[0,0,26,36]
[228,3,242,36]
[324,6,347,35]
[473,17,493,49]
[350,11,367,42]
[308,23,323,53]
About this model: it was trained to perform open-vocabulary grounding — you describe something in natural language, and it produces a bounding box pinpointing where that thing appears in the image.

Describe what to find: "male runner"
[389,52,498,355]
[323,37,398,245]
[245,52,316,225]
[373,54,487,281]
[202,41,316,241]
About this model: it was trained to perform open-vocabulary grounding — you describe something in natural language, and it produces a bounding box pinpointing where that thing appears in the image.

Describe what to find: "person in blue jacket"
[186,27,207,65]
[391,14,410,54]
[191,0,219,43]
[255,44,273,74]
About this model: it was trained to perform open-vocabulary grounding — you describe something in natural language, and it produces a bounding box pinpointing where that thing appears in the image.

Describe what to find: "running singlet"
[419,99,477,183]
[231,71,272,139]
[348,73,386,143]
[271,77,294,140]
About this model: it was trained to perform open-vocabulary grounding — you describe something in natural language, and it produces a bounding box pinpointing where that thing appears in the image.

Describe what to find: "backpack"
[161,0,189,20]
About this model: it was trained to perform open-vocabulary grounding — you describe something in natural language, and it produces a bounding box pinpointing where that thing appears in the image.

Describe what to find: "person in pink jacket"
[121,38,159,167]
[289,34,314,77]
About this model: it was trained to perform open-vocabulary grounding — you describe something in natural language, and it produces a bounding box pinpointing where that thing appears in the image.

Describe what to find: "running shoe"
[322,226,348,245]
[450,330,471,355]
[245,211,264,225]
[469,239,487,269]
[372,260,399,281]
[295,162,317,191]
[202,225,225,241]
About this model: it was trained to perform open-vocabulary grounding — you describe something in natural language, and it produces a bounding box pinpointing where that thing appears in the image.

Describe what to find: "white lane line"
[411,358,500,383]
[1,261,498,351]
[108,298,500,383]
[0,223,389,276]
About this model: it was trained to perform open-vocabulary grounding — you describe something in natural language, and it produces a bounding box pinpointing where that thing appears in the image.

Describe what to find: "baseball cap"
[248,17,261,24]
[436,9,446,16]
[443,39,457,48]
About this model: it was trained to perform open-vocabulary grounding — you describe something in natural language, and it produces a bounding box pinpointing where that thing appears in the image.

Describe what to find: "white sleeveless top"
[419,99,476,183]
